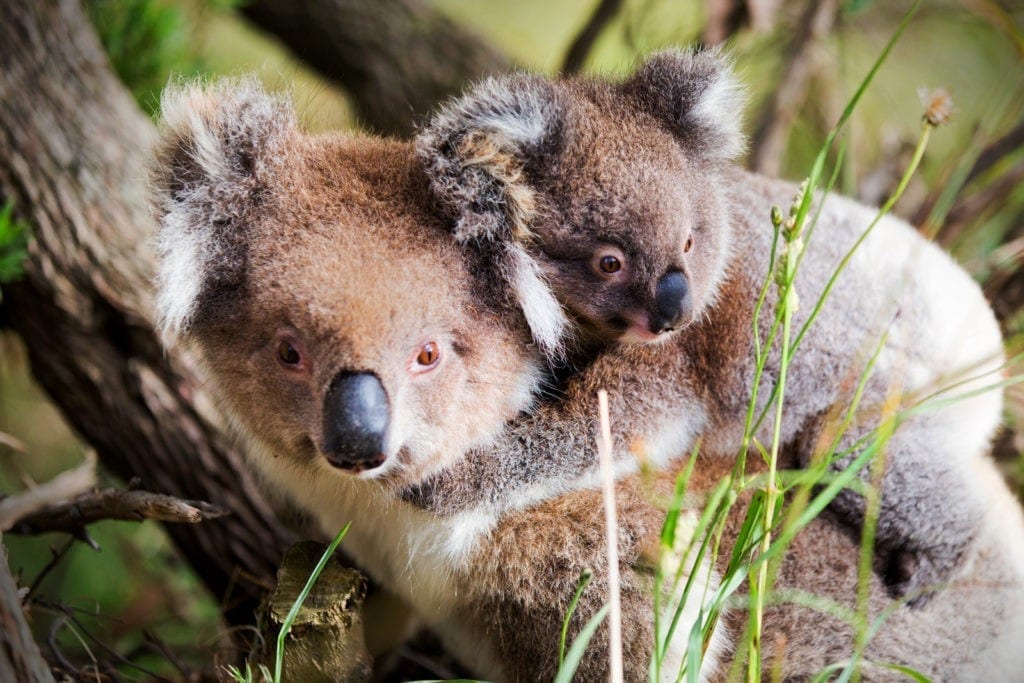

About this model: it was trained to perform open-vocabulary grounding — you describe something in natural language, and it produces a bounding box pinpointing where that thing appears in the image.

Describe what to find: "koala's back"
[699,169,1003,457]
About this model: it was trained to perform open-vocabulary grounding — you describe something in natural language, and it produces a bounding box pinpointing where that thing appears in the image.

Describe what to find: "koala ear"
[415,74,560,245]
[417,77,570,361]
[151,76,296,341]
[622,48,746,162]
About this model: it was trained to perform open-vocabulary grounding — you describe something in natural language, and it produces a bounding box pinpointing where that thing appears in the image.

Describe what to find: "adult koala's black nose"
[322,371,390,473]
[650,270,693,334]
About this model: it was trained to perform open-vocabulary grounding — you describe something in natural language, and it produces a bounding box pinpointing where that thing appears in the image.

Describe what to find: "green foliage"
[0,200,30,299]
[225,661,273,683]
[85,0,202,116]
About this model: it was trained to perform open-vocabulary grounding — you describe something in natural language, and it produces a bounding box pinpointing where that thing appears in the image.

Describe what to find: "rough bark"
[241,0,511,137]
[0,0,295,628]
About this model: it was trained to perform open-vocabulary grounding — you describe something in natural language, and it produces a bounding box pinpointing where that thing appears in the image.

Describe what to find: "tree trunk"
[0,0,295,628]
[241,0,511,137]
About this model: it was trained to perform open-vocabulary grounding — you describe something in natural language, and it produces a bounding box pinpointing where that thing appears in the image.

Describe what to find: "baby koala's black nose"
[322,371,390,472]
[650,270,692,334]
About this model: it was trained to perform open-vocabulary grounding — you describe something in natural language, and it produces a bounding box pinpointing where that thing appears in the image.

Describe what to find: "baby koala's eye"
[413,341,441,371]
[277,340,302,366]
[684,235,694,253]
[599,255,622,274]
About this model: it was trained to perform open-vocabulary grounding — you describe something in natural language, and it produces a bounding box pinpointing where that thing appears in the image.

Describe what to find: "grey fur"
[410,50,1005,602]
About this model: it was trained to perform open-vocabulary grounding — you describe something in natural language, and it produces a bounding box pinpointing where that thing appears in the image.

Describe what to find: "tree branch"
[7,488,227,536]
[562,0,625,75]
[0,454,96,532]
[240,0,512,137]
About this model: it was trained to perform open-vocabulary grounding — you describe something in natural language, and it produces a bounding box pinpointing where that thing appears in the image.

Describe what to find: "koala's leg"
[447,476,727,681]
[821,383,1001,604]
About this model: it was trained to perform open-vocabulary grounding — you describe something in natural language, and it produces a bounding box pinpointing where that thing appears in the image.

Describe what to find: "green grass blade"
[560,568,595,667]
[553,604,610,683]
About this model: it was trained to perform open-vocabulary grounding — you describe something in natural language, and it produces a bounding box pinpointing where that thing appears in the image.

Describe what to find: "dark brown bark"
[0,544,54,683]
[0,0,295,628]
[241,0,511,137]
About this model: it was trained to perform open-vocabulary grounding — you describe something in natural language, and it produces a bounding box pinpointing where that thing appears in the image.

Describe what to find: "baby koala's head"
[417,49,745,360]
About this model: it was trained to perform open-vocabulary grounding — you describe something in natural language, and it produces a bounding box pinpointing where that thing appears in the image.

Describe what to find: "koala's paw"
[879,546,958,608]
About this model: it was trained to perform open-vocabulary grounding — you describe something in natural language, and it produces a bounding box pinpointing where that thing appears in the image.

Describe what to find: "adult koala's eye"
[275,333,310,372]
[277,340,302,366]
[684,235,694,253]
[599,255,622,274]
[413,341,441,372]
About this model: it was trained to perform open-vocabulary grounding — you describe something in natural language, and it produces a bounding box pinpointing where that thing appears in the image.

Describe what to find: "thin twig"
[0,452,96,531]
[8,488,228,536]
[912,120,1024,230]
[595,390,623,683]
[939,161,1024,247]
[965,120,1024,186]
[26,538,76,600]
[562,0,624,75]
[34,598,174,682]
[143,630,192,680]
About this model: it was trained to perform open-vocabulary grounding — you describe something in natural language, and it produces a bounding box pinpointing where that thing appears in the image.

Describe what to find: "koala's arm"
[401,349,705,516]
[817,378,1000,603]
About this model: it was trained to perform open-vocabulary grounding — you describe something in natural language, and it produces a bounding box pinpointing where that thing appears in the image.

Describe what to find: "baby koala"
[407,49,1006,602]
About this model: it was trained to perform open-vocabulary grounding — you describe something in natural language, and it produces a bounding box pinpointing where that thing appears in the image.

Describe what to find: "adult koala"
[150,78,1024,680]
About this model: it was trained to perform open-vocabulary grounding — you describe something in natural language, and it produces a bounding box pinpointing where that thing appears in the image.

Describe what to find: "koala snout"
[321,371,390,473]
[650,270,693,333]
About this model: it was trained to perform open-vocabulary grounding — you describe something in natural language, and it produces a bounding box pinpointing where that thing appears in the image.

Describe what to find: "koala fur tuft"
[620,47,747,162]
[152,77,297,340]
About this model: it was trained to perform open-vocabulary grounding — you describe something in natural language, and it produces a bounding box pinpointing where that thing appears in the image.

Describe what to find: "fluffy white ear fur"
[502,243,570,361]
[151,77,295,342]
[624,47,747,162]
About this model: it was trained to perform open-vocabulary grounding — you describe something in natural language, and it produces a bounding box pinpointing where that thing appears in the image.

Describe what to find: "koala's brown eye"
[684,235,694,253]
[599,255,622,274]
[277,341,301,366]
[416,342,440,367]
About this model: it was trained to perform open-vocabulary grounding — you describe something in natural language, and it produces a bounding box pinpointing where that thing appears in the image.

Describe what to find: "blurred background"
[1,0,1021,678]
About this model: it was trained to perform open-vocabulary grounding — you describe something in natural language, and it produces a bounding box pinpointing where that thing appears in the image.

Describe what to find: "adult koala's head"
[151,79,541,486]
[417,49,744,357]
